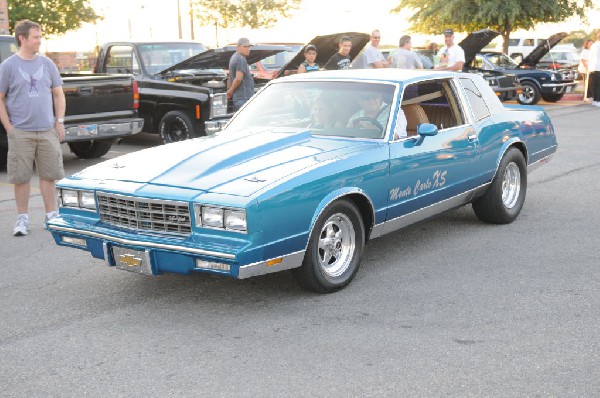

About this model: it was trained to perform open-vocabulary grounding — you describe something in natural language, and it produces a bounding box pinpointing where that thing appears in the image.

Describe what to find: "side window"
[399,79,465,137]
[523,39,534,46]
[105,45,138,74]
[459,78,490,121]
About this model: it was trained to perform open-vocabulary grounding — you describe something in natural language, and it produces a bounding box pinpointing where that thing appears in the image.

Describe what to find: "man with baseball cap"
[227,37,255,110]
[434,28,465,71]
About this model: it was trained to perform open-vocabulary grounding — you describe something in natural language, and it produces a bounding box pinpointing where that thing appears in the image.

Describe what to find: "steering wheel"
[352,117,384,132]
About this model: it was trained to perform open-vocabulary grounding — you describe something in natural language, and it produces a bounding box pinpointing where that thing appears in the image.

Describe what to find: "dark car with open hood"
[462,30,577,105]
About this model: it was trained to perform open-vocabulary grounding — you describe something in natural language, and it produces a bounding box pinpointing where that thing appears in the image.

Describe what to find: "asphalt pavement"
[1,100,599,397]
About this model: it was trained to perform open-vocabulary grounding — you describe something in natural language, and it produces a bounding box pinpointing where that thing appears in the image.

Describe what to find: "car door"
[385,78,481,223]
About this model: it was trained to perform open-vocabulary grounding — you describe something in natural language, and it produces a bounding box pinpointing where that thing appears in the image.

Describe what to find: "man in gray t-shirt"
[0,20,66,236]
[389,35,424,69]
[227,37,255,111]
[353,30,389,69]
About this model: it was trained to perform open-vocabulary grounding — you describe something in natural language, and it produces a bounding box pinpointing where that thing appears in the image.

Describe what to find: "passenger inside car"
[308,95,342,129]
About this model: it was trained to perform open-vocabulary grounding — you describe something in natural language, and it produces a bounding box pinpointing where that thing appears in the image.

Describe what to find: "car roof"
[275,68,459,84]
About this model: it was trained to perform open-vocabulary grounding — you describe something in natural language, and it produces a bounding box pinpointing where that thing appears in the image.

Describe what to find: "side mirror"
[414,123,438,145]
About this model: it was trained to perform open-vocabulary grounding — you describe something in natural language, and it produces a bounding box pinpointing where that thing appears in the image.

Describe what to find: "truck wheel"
[292,199,365,293]
[472,147,527,224]
[517,82,541,105]
[68,140,113,159]
[159,111,198,144]
[541,93,564,103]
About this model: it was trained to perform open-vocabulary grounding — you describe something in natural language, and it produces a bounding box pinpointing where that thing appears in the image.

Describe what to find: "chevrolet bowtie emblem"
[118,254,142,267]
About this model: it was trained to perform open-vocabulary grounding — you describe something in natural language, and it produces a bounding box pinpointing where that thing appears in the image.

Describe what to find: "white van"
[496,37,544,59]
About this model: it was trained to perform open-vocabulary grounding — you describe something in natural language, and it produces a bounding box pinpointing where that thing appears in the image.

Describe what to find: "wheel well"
[510,142,528,164]
[519,78,540,89]
[344,193,375,243]
[154,106,194,131]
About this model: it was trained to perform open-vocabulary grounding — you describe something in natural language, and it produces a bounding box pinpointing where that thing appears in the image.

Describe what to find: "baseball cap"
[304,44,317,53]
[443,28,454,36]
[237,37,254,47]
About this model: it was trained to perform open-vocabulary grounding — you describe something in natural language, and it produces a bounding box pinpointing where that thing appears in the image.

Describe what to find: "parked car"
[94,41,285,143]
[463,30,577,104]
[250,43,303,79]
[459,29,523,102]
[47,69,557,293]
[536,44,579,70]
[1,35,144,170]
[496,36,545,59]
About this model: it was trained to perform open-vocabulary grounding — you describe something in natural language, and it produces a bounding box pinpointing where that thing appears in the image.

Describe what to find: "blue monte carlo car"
[47,69,557,293]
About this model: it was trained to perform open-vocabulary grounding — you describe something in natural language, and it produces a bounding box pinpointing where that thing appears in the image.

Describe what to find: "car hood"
[158,45,287,75]
[72,130,376,198]
[520,32,568,67]
[276,32,370,78]
[459,29,501,68]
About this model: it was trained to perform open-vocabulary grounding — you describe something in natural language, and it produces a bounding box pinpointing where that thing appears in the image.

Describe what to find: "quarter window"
[460,78,490,121]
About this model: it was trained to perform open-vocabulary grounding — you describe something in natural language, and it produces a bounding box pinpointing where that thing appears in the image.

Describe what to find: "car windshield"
[225,80,397,140]
[138,43,207,74]
[486,53,519,67]
[260,45,303,69]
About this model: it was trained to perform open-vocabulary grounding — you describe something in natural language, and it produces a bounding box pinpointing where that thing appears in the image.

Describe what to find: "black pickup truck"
[0,35,143,169]
[94,41,286,143]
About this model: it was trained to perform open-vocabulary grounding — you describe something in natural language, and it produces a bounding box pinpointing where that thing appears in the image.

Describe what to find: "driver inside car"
[347,92,390,131]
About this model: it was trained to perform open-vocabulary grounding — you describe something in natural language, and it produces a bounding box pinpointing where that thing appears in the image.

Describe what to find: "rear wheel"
[517,81,541,105]
[68,140,113,159]
[159,111,199,144]
[541,93,564,103]
[472,147,527,224]
[292,199,365,293]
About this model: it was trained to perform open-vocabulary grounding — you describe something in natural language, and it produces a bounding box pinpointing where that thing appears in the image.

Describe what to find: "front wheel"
[541,93,564,103]
[159,111,199,144]
[292,199,365,293]
[68,140,113,159]
[517,82,541,105]
[472,147,527,224]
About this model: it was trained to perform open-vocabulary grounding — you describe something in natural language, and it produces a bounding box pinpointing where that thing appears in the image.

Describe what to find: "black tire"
[159,111,199,144]
[472,147,527,224]
[541,93,564,103]
[68,140,113,159]
[292,199,365,293]
[517,81,541,105]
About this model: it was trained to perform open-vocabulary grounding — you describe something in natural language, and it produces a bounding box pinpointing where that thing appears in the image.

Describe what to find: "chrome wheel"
[501,162,521,209]
[317,213,355,278]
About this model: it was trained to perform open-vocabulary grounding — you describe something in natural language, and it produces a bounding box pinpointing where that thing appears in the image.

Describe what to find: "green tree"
[391,0,594,53]
[8,0,100,36]
[192,0,301,30]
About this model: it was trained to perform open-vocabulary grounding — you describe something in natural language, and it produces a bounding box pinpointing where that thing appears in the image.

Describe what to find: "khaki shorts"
[7,127,65,184]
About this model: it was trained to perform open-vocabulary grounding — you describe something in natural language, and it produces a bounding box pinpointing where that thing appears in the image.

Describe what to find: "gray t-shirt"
[390,48,424,69]
[228,52,254,103]
[0,54,63,131]
[353,44,386,69]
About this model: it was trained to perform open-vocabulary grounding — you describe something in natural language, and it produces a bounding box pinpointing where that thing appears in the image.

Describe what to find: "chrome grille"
[97,192,191,235]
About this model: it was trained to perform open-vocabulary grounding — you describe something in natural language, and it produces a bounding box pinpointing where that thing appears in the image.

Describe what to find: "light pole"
[189,0,195,40]
[177,0,182,39]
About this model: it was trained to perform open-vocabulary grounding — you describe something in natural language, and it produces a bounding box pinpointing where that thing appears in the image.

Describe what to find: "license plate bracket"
[112,246,153,275]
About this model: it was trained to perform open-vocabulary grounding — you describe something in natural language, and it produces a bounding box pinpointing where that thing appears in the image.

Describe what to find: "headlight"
[201,206,224,228]
[194,204,247,233]
[59,189,97,211]
[211,93,228,117]
[61,189,79,207]
[224,209,247,232]
[80,191,97,210]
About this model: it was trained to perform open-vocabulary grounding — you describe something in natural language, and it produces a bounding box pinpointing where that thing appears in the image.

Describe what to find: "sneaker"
[45,211,60,223]
[593,101,600,107]
[13,216,29,236]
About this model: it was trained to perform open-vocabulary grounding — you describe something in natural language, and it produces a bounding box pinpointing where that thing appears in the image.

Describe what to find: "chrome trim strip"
[48,225,236,260]
[370,184,489,239]
[237,251,305,279]
[528,153,554,173]
[541,82,577,88]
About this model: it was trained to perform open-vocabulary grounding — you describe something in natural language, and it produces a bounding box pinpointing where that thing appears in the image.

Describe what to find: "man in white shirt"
[588,32,600,107]
[434,28,465,71]
[353,30,388,69]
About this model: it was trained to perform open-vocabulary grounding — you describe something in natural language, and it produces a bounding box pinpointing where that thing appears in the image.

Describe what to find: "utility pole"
[0,0,10,35]
[177,0,182,39]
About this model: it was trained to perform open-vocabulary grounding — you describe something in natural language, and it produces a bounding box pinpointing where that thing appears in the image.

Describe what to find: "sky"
[44,0,600,53]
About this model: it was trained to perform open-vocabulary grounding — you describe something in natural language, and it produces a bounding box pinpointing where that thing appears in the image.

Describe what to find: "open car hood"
[459,29,501,68]
[520,32,568,67]
[158,45,287,75]
[276,32,370,78]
